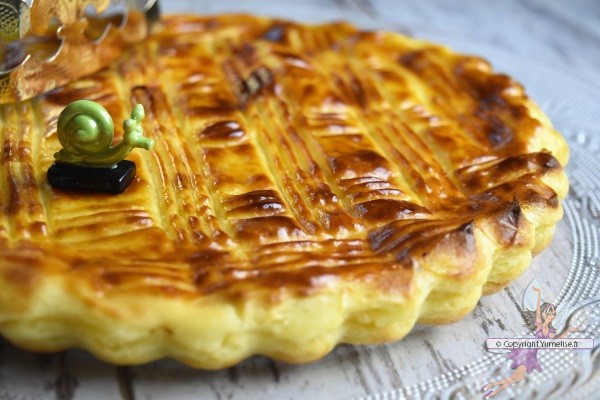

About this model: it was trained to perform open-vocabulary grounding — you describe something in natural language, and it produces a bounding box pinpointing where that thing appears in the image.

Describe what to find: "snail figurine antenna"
[47,100,154,194]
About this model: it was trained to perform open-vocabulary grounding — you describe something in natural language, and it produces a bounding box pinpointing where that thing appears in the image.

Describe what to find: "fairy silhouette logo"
[482,280,597,399]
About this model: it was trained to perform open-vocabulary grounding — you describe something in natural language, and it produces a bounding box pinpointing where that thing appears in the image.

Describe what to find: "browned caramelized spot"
[483,113,514,147]
[398,50,430,72]
[369,219,472,263]
[262,23,288,42]
[490,200,525,247]
[0,15,567,298]
[238,65,274,102]
[457,152,561,194]
[234,216,307,243]
[329,150,393,180]
[353,199,429,223]
[200,121,245,140]
[224,190,286,218]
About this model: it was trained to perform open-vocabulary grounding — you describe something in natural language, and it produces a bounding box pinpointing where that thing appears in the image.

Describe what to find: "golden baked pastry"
[0,14,569,368]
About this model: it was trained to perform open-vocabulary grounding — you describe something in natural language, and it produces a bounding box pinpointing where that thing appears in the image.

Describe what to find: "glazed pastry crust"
[0,15,568,368]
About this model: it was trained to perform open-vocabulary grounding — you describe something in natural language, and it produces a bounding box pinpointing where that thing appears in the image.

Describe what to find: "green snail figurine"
[47,100,155,194]
[54,100,154,168]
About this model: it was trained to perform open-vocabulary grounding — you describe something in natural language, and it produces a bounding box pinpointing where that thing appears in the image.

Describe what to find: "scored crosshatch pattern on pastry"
[0,14,569,368]
[363,128,600,400]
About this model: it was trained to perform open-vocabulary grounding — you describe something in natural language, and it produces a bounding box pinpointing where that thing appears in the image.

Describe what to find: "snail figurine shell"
[54,100,154,168]
[47,100,154,193]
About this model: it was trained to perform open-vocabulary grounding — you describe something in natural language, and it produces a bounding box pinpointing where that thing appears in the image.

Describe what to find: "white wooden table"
[1,1,599,399]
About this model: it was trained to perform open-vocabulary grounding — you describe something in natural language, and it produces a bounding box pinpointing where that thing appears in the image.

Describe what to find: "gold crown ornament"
[0,0,160,104]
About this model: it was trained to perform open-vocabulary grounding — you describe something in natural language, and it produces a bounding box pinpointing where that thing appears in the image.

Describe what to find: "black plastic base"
[47,160,136,194]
